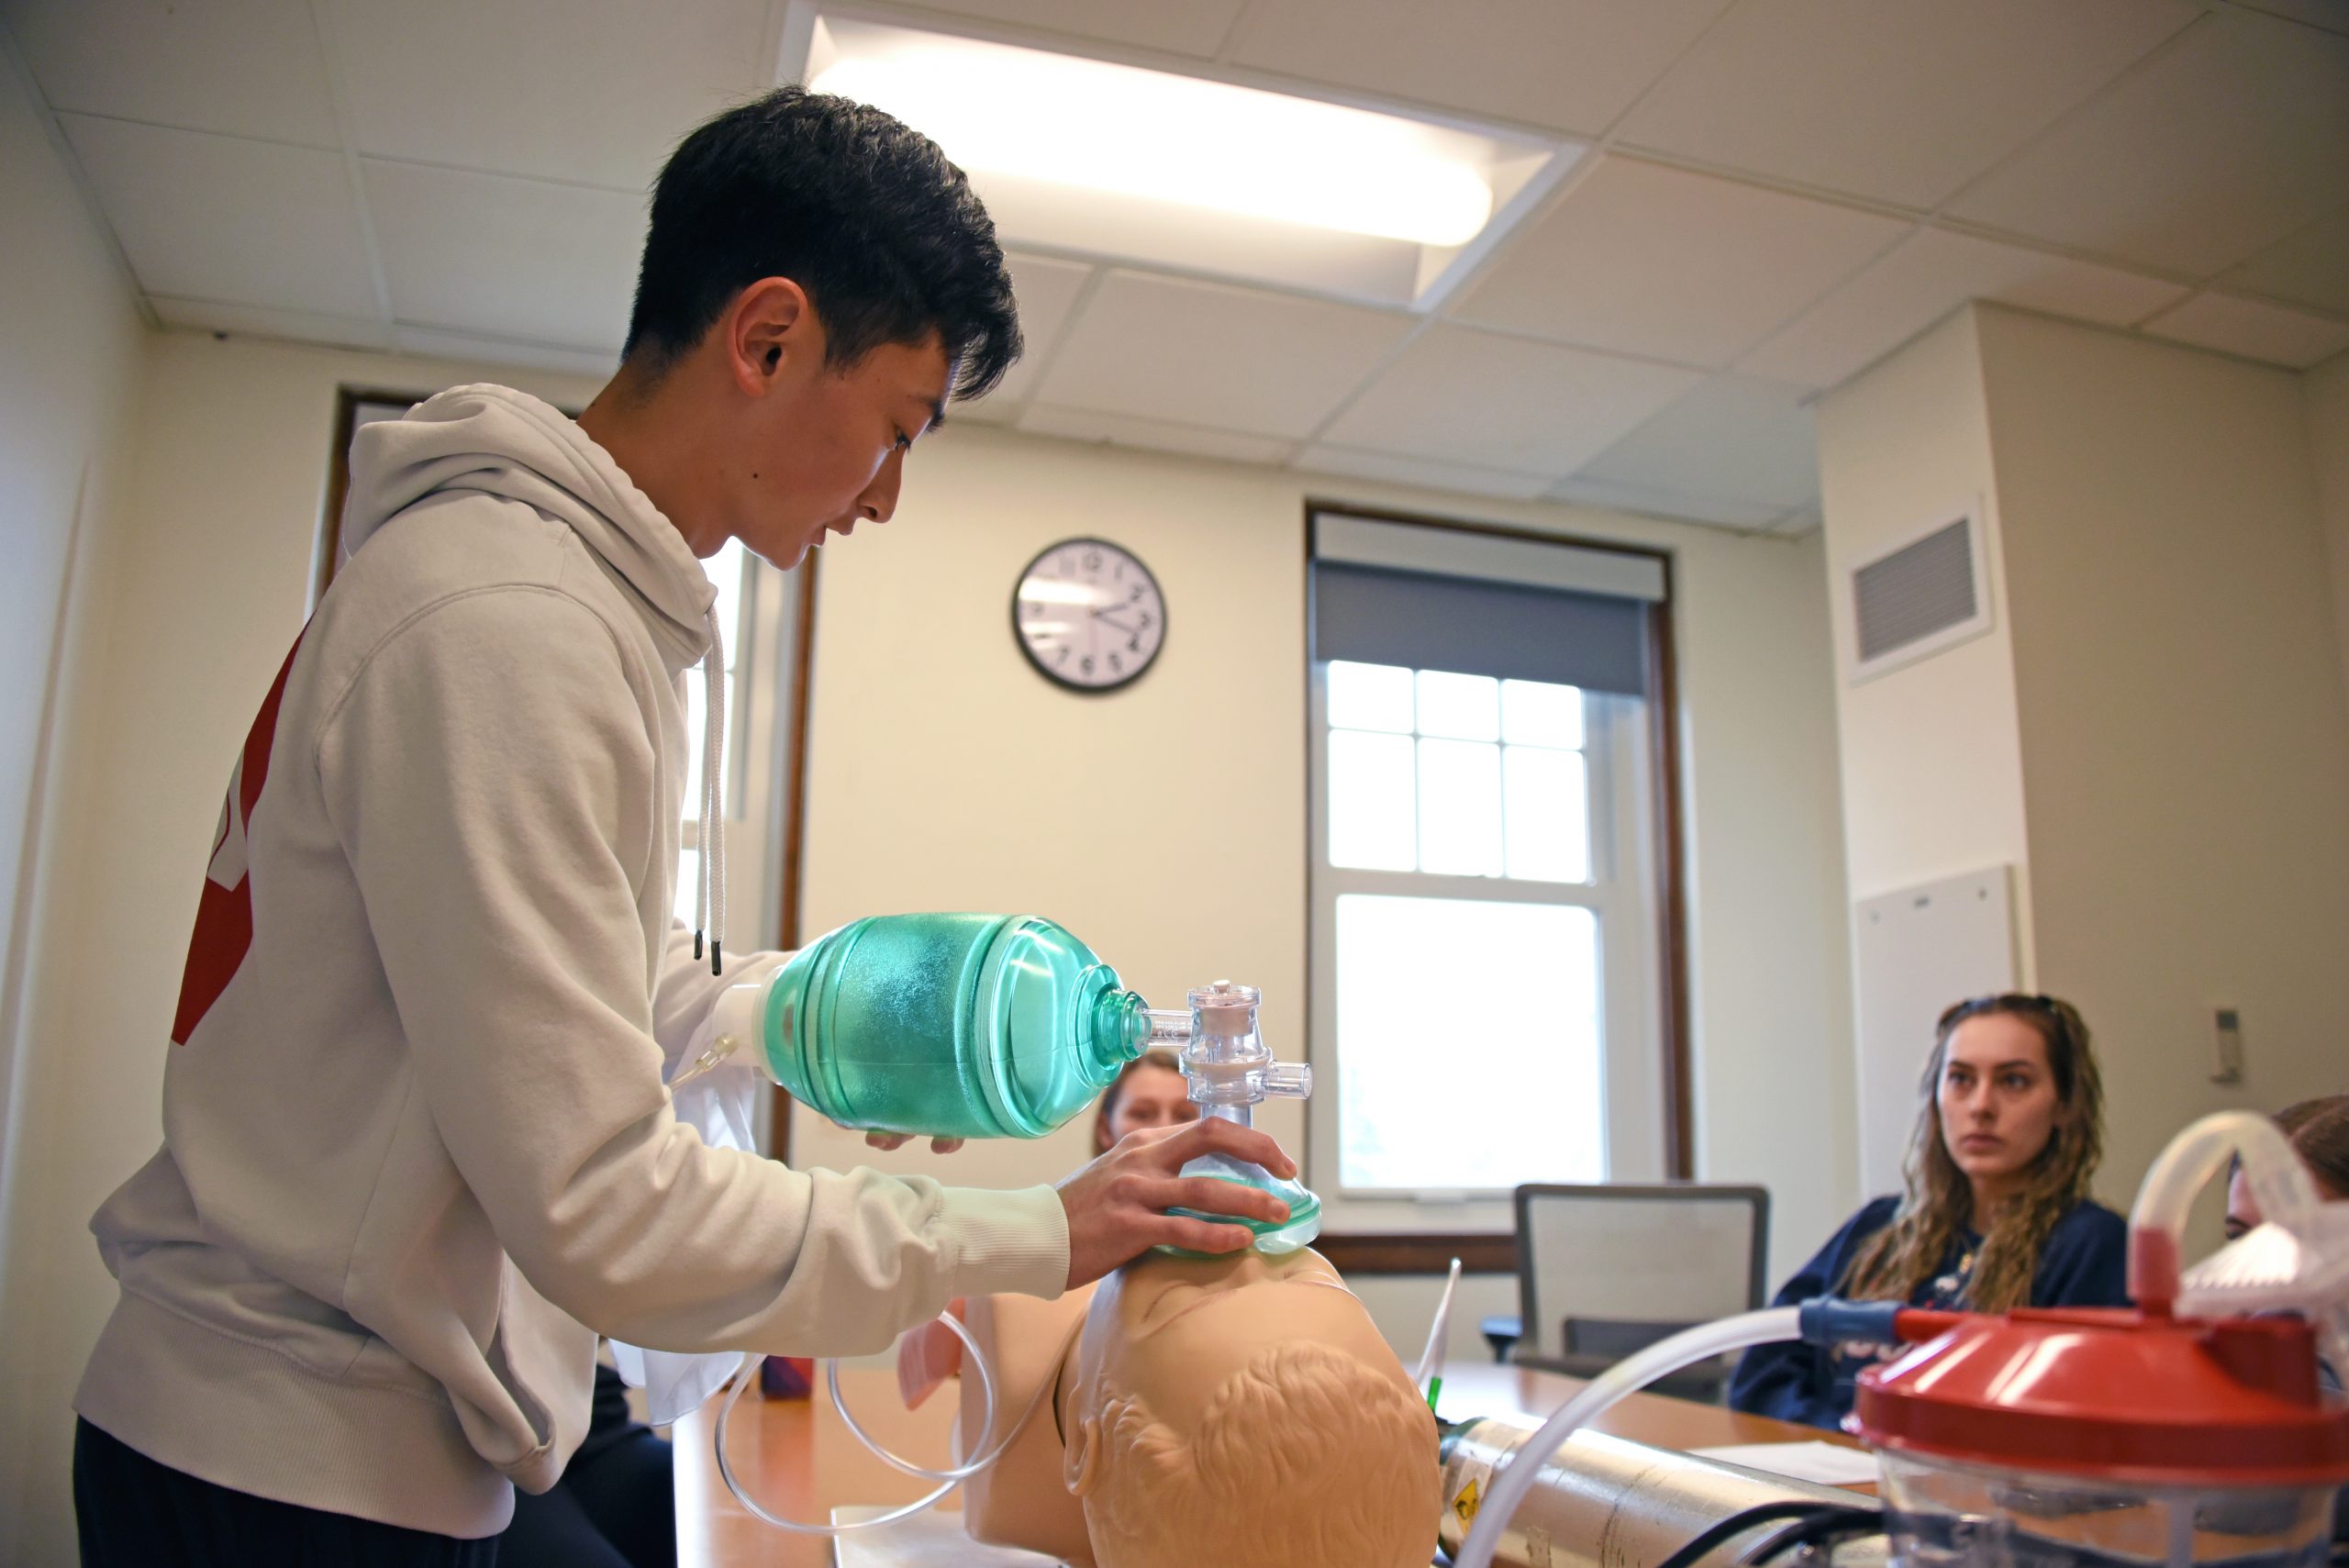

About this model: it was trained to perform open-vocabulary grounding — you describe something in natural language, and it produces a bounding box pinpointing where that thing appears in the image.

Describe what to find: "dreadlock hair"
[624,86,1020,402]
[1843,994,2105,1314]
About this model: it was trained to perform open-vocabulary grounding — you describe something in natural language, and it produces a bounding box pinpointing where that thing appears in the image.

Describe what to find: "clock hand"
[1090,610,1141,636]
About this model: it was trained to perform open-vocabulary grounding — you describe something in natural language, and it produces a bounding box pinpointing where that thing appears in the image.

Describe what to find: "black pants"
[499,1426,674,1568]
[74,1418,501,1568]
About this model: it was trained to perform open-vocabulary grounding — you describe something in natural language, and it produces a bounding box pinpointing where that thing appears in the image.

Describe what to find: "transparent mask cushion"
[1158,1152,1323,1257]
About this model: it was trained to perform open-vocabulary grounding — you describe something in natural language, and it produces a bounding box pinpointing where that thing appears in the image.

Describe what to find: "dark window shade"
[1312,562,1653,697]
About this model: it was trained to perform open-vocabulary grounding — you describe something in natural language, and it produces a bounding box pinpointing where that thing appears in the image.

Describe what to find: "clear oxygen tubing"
[1450,1307,1804,1568]
[1416,1256,1464,1401]
[710,1307,1091,1534]
[2125,1108,2322,1314]
[825,1309,1090,1486]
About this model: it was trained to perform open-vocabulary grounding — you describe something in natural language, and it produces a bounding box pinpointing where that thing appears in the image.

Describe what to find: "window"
[1307,508,1682,1234]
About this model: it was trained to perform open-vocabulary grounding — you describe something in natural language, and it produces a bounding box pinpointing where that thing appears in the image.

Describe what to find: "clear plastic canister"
[1875,1448,2338,1568]
[1854,1305,2349,1568]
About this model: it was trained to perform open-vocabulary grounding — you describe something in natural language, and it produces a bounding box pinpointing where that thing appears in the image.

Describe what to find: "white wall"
[1820,304,2349,1228]
[1977,307,2349,1204]
[790,422,1859,1366]
[1816,309,2035,920]
[0,331,601,1562]
[1815,308,2037,1203]
[2308,352,2349,722]
[0,47,147,1562]
[0,36,144,1287]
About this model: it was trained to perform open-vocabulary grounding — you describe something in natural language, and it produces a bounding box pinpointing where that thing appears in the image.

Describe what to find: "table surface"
[674,1360,1870,1568]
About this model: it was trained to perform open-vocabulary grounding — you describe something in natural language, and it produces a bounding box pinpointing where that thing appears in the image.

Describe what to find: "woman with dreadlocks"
[1729,995,2128,1429]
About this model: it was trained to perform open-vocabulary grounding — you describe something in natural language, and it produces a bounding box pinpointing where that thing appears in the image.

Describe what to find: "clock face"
[1012,538,1166,693]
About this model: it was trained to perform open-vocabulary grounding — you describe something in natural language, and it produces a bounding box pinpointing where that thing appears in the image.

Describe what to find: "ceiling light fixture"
[809,29,1495,248]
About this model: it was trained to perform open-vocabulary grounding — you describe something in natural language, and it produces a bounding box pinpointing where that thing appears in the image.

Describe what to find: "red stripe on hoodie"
[171,628,306,1045]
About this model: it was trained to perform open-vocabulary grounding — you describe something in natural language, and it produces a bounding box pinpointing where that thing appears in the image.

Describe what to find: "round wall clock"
[1011,537,1166,694]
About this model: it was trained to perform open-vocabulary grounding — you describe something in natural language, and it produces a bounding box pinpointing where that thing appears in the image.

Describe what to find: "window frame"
[1302,503,1692,1256]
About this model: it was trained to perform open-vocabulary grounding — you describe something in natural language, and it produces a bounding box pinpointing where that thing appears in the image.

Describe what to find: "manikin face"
[1937,1013,2065,1204]
[1097,1064,1199,1152]
[1065,1248,1395,1458]
[718,291,952,571]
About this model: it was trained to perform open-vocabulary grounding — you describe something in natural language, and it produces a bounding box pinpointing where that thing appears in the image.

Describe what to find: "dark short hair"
[2274,1095,2349,1198]
[625,87,1020,401]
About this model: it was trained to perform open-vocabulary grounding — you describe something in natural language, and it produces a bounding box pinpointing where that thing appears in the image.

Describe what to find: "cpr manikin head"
[1064,1247,1439,1568]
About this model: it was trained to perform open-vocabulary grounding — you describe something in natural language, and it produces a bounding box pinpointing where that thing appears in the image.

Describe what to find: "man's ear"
[724,276,813,396]
[1064,1414,1101,1498]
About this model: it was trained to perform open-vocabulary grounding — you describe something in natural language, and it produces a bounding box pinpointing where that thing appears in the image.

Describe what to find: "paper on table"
[830,1506,1067,1567]
[1688,1440,1881,1486]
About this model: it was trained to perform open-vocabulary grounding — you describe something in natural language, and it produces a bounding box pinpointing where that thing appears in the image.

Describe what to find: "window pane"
[1504,747,1591,883]
[1327,661,1414,733]
[1329,730,1416,871]
[1417,739,1501,877]
[674,847,702,926]
[1502,679,1585,750]
[1335,895,1604,1188]
[1415,669,1498,740]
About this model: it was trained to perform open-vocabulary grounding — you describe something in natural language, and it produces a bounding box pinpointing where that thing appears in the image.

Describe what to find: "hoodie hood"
[342,384,715,673]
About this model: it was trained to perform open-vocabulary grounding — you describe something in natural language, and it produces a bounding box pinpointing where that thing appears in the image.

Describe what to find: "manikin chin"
[925,1246,1441,1567]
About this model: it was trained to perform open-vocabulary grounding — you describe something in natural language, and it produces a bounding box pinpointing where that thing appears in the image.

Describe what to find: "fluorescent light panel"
[808,20,1499,249]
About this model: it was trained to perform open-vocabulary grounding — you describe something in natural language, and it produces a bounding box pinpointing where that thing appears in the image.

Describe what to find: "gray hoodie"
[73,384,1070,1538]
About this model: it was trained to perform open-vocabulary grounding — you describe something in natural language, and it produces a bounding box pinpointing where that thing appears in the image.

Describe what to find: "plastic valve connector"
[1261,1062,1313,1099]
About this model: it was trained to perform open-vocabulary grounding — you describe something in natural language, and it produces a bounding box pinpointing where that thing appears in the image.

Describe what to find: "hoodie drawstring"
[693,605,727,975]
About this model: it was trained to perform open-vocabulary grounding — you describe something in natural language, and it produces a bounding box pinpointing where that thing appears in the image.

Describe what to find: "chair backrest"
[1512,1183,1771,1370]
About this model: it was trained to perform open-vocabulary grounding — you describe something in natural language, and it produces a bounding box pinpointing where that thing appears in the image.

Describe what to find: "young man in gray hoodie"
[72,87,1295,1566]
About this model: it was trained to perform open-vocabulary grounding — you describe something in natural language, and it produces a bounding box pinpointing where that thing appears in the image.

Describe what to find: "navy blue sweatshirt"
[1729,1195,2129,1429]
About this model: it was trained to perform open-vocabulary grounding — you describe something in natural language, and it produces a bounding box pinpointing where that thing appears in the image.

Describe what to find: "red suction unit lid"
[1853,1306,2349,1486]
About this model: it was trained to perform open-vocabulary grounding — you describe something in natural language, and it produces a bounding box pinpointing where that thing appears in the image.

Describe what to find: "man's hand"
[1055,1118,1298,1289]
[864,1131,966,1154]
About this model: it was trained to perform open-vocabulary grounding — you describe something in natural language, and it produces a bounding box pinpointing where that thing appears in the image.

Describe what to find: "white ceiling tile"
[390,325,622,379]
[4,0,342,146]
[2232,0,2349,36]
[990,253,1093,404]
[325,0,770,190]
[1739,226,2191,389]
[1226,0,1735,137]
[364,161,643,350]
[1451,157,1910,368]
[58,114,378,317]
[1294,446,1554,502]
[1616,0,2196,208]
[883,0,1249,56]
[1944,10,2349,278]
[1543,474,1787,529]
[1034,272,1413,439]
[1017,405,1295,465]
[1578,375,1820,509]
[150,295,394,352]
[2221,204,2349,317]
[2141,292,2349,370]
[1320,324,1701,473]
